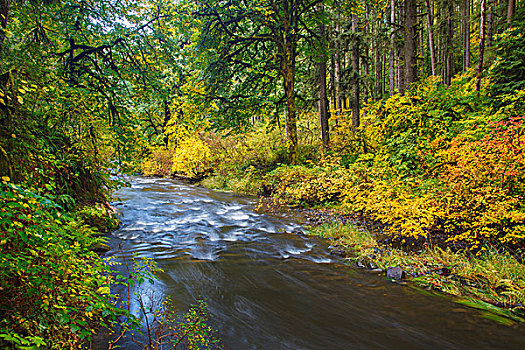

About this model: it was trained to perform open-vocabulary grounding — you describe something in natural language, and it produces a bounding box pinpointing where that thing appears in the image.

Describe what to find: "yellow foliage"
[171,136,212,177]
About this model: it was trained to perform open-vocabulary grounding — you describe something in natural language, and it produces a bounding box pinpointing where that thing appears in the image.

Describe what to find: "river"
[100,177,525,349]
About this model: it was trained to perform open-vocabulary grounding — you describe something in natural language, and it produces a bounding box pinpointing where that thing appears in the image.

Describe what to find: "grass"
[310,222,525,323]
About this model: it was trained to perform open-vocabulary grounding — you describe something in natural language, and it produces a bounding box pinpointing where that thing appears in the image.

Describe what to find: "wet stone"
[386,266,404,280]
[330,249,347,257]
[356,260,366,269]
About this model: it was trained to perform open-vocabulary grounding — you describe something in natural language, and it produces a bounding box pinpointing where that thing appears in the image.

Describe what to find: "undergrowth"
[0,177,119,348]
[0,176,221,349]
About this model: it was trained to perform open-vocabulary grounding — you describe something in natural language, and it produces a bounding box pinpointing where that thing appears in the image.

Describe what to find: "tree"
[389,0,396,95]
[477,0,486,92]
[508,0,516,23]
[194,0,322,163]
[350,13,360,128]
[317,4,330,148]
[404,0,417,90]
[465,0,471,70]
[425,0,437,76]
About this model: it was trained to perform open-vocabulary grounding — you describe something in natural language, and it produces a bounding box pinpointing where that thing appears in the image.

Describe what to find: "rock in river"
[386,266,404,280]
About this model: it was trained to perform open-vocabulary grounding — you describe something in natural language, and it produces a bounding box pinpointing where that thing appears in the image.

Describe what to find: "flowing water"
[101,177,525,349]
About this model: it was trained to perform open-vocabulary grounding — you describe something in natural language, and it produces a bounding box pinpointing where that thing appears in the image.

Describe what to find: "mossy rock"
[76,203,121,233]
[89,242,111,253]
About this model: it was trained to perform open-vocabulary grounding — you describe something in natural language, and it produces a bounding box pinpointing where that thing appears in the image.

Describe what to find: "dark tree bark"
[486,7,493,48]
[330,53,336,113]
[163,99,171,148]
[282,46,298,163]
[398,2,405,94]
[404,0,417,90]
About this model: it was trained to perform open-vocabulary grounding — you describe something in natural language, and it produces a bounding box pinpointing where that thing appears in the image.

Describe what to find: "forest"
[1,0,525,348]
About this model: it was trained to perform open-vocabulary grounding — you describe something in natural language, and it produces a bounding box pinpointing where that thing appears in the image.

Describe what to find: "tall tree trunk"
[425,0,436,76]
[318,4,330,149]
[282,47,298,164]
[476,0,486,92]
[163,99,171,148]
[351,14,360,129]
[404,0,417,90]
[318,63,330,148]
[508,0,515,24]
[389,0,396,95]
[465,0,470,70]
[335,22,342,125]
[398,2,405,93]
[330,54,336,112]
[445,0,453,86]
[363,5,370,110]
[486,4,493,48]
[398,46,404,93]
[382,56,386,97]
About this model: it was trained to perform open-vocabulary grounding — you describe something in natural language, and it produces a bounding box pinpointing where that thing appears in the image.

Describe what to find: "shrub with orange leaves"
[436,115,525,244]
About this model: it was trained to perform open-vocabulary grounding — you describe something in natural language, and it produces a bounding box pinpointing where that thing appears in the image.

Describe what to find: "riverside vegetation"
[1,0,525,348]
[145,73,525,323]
[141,7,525,323]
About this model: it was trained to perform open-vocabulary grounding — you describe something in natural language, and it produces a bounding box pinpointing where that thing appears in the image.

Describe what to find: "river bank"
[199,174,525,324]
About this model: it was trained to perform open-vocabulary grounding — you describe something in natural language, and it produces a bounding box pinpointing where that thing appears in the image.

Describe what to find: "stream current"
[101,177,525,349]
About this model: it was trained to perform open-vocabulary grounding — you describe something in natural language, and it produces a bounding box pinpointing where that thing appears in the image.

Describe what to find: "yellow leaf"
[97,286,110,294]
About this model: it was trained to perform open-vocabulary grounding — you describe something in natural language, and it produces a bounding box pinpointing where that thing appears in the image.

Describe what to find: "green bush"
[0,178,120,348]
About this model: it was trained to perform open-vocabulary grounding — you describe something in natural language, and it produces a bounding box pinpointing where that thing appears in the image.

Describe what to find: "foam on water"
[284,246,312,255]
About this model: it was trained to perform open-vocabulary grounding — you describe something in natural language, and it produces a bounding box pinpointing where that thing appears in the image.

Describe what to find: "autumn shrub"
[171,135,213,178]
[362,74,484,176]
[434,115,525,244]
[285,74,524,247]
[0,177,122,348]
[141,148,175,177]
[334,112,525,247]
[204,127,287,175]
[336,162,442,240]
[265,155,350,206]
[197,126,290,193]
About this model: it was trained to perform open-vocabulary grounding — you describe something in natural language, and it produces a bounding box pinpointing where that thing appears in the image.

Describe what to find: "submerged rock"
[386,266,404,280]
